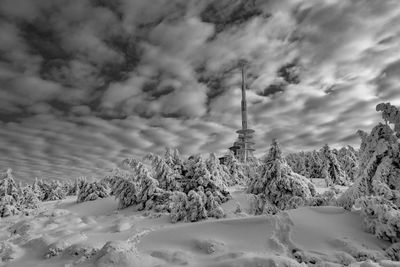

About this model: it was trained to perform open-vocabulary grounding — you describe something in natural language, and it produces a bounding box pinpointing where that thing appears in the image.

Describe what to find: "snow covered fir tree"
[247,139,316,213]
[338,103,400,257]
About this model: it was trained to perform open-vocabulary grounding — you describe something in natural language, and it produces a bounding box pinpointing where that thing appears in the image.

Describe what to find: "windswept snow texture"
[0,187,397,267]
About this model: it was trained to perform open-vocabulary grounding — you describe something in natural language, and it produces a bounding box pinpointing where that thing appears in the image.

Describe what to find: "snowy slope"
[0,189,398,267]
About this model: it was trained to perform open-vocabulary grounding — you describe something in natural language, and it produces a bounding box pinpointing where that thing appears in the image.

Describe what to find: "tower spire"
[228,60,255,163]
[241,64,248,131]
[241,64,248,162]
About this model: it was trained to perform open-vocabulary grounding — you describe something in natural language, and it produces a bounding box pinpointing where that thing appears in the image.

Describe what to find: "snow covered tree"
[247,140,316,210]
[0,169,21,217]
[144,153,182,191]
[186,190,207,222]
[124,158,166,211]
[337,146,358,182]
[108,158,167,210]
[0,195,20,217]
[164,147,176,168]
[205,191,225,219]
[286,152,308,177]
[376,102,400,137]
[40,180,67,201]
[308,189,338,207]
[319,144,348,186]
[0,169,41,216]
[107,169,139,209]
[205,153,230,189]
[164,147,184,174]
[32,177,44,201]
[0,169,20,202]
[339,123,399,210]
[77,179,109,203]
[339,103,400,245]
[308,150,324,178]
[356,195,400,243]
[136,174,161,211]
[249,194,278,215]
[169,191,189,223]
[183,155,211,192]
[20,185,41,210]
[60,179,80,196]
[183,155,230,203]
[222,152,246,186]
[286,150,326,179]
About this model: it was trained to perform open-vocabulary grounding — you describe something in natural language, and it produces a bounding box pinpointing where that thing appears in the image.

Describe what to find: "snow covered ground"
[0,186,398,267]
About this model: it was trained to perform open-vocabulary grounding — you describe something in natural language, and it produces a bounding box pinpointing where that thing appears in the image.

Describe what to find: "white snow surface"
[0,186,398,267]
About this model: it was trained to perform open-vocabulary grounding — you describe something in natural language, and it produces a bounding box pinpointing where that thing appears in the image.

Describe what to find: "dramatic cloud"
[1,0,400,181]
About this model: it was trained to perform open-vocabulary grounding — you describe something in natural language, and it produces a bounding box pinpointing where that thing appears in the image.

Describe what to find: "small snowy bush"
[249,194,278,215]
[308,190,338,207]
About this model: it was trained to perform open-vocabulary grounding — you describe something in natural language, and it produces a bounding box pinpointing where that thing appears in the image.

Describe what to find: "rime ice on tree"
[247,140,316,211]
[229,61,256,163]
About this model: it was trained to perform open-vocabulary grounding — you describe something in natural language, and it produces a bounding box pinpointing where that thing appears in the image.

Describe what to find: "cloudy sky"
[1,0,400,181]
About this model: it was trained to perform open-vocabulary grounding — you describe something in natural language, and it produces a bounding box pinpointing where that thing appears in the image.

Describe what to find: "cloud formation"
[1,0,400,181]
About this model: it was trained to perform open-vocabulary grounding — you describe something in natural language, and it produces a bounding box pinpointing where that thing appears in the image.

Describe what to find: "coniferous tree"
[144,153,182,191]
[20,185,41,210]
[109,158,166,210]
[337,146,358,182]
[108,168,139,209]
[170,191,189,223]
[32,177,44,201]
[45,180,67,201]
[0,169,21,217]
[248,140,316,211]
[0,169,20,201]
[184,155,212,192]
[376,102,400,137]
[77,178,109,203]
[320,144,347,186]
[205,153,230,189]
[222,152,246,186]
[286,152,308,177]
[205,191,225,219]
[339,103,400,247]
[183,155,230,202]
[308,150,324,178]
[186,190,207,222]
